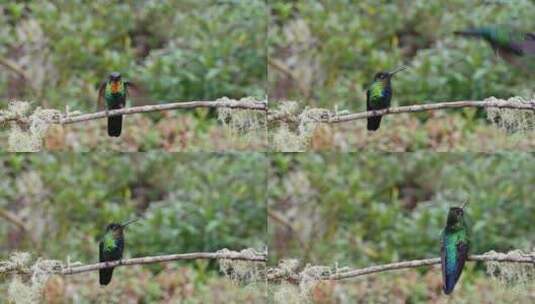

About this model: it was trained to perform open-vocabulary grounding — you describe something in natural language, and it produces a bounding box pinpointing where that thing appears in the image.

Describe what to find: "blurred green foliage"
[0,153,267,263]
[269,0,534,110]
[269,153,534,266]
[0,0,266,108]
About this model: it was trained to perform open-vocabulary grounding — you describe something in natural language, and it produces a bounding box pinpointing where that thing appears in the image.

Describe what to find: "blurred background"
[268,153,535,303]
[0,0,267,151]
[269,0,535,151]
[0,153,267,302]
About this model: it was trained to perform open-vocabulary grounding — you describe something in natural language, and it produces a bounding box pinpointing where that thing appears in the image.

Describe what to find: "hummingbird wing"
[454,240,469,284]
[442,235,469,294]
[99,240,115,285]
[125,81,151,106]
[97,81,106,111]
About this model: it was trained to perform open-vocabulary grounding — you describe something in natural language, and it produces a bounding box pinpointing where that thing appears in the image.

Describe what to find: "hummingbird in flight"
[97,72,136,137]
[99,218,138,286]
[366,65,408,131]
[441,202,470,295]
[454,26,535,67]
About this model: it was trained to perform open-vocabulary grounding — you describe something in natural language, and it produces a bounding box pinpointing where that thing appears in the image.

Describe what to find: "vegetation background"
[0,153,267,303]
[0,0,267,151]
[269,0,535,151]
[268,153,535,303]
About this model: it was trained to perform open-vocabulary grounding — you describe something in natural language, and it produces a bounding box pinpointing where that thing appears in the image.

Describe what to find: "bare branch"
[0,98,267,125]
[268,99,535,123]
[59,99,267,125]
[0,250,266,277]
[60,251,267,275]
[267,251,535,282]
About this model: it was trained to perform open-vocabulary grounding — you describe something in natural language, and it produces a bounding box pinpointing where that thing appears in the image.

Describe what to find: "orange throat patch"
[110,81,121,93]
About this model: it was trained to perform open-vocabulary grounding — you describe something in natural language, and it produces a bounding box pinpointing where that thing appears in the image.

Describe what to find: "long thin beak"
[461,200,469,209]
[389,65,408,76]
[121,218,139,227]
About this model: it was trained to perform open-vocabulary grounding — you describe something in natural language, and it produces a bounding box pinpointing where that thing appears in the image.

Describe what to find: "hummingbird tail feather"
[108,115,122,137]
[367,116,382,131]
[99,267,114,285]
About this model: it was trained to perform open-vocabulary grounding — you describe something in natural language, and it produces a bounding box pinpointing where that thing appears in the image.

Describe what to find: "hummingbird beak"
[461,200,469,209]
[389,65,408,76]
[120,218,139,228]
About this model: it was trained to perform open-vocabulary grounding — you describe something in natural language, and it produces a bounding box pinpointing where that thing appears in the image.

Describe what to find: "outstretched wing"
[125,81,148,106]
[97,81,106,111]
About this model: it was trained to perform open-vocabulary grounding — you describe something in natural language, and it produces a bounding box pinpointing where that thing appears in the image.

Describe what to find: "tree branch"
[0,250,266,277]
[267,251,535,282]
[60,250,267,275]
[268,99,535,123]
[0,208,29,232]
[0,99,267,125]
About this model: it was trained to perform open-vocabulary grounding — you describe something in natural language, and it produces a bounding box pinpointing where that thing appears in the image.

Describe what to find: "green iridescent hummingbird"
[366,65,408,131]
[99,218,138,286]
[454,26,535,66]
[440,202,470,295]
[97,72,136,137]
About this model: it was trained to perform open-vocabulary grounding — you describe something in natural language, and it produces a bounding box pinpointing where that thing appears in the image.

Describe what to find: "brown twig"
[267,251,535,282]
[61,250,266,275]
[0,208,29,232]
[268,99,535,124]
[0,99,267,125]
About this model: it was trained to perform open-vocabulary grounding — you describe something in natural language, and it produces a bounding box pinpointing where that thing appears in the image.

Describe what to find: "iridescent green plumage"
[97,72,135,137]
[441,205,470,295]
[365,65,407,131]
[98,218,138,286]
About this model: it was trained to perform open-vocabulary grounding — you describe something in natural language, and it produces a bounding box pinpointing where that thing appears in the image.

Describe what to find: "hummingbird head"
[373,65,408,82]
[105,218,138,237]
[109,72,122,82]
[446,206,466,229]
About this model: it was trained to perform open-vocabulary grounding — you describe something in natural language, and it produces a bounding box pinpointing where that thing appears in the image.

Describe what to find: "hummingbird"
[454,26,535,66]
[97,72,136,137]
[440,202,470,295]
[366,65,408,131]
[99,218,138,286]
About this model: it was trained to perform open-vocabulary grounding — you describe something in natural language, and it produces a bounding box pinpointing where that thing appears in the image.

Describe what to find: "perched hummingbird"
[454,26,535,66]
[440,203,470,295]
[99,218,138,286]
[366,65,408,131]
[97,72,136,137]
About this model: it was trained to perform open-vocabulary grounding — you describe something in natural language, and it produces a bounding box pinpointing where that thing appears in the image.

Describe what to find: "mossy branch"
[0,98,267,125]
[268,98,535,123]
[0,249,266,277]
[267,250,535,282]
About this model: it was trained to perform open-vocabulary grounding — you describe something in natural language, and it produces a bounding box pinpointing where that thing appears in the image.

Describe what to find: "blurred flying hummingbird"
[454,26,535,66]
[441,202,470,295]
[99,218,138,286]
[97,72,137,137]
[366,65,408,131]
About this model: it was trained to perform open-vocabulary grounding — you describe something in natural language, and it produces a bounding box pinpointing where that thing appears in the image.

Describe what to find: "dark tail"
[107,115,122,137]
[99,267,114,285]
[443,273,457,295]
[367,116,382,131]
